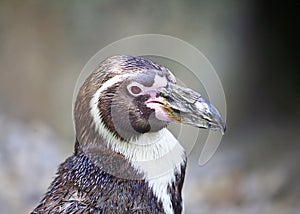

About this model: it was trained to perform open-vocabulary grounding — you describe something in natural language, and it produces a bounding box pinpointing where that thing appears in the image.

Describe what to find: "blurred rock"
[183,125,300,214]
[0,114,68,213]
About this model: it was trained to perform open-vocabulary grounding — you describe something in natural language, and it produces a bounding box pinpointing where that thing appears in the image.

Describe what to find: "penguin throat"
[95,122,186,180]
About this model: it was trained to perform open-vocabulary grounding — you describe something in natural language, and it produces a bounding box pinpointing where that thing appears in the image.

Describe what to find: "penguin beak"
[146,83,226,134]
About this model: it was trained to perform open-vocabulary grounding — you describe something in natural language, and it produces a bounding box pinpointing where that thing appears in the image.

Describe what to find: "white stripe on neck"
[90,82,186,214]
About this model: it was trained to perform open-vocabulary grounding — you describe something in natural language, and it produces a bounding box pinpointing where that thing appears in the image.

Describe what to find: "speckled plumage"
[32,146,185,213]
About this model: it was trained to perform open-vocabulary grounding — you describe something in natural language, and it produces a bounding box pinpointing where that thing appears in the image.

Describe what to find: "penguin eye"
[130,86,142,95]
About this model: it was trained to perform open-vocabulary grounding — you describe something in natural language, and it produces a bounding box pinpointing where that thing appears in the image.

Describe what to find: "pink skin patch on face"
[145,97,174,122]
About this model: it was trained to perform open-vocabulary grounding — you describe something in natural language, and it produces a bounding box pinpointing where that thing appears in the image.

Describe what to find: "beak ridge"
[159,83,226,134]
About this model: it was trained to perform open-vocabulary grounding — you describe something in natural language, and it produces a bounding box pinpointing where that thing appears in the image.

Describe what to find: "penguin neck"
[98,127,186,180]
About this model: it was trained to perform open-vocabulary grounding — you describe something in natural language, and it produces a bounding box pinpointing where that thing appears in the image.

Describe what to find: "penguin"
[32,55,225,214]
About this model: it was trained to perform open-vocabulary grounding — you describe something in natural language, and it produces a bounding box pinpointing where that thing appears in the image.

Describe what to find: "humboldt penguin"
[32,55,225,214]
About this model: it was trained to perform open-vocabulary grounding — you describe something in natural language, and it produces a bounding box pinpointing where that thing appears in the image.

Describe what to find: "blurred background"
[0,1,299,213]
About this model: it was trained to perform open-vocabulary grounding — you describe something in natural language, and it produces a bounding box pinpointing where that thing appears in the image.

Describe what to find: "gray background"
[0,1,299,213]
